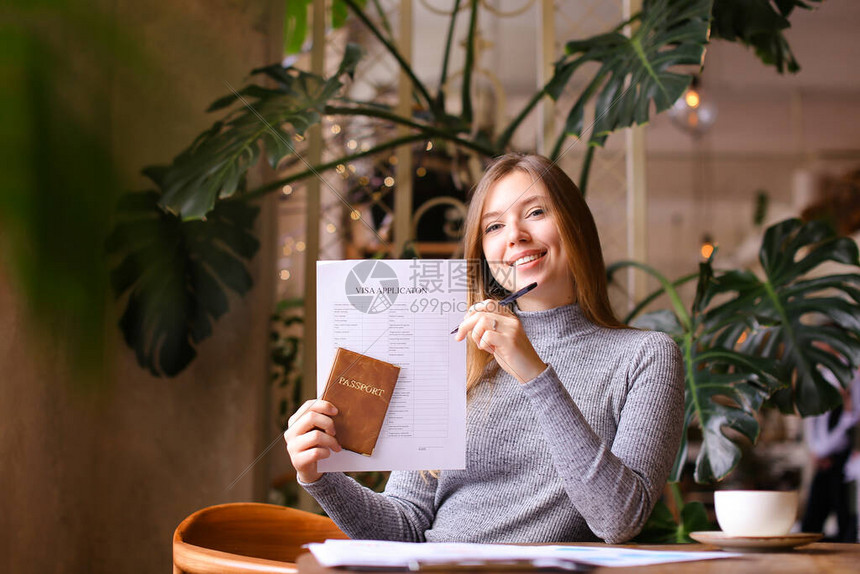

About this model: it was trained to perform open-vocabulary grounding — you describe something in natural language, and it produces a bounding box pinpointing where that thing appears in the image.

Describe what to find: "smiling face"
[480,171,575,311]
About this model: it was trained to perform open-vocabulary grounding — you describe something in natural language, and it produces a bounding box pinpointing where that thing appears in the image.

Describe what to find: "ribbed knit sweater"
[301,303,685,544]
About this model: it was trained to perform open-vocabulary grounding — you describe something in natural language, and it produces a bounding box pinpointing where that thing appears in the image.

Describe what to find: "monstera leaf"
[704,219,860,416]
[157,43,362,220]
[677,344,783,483]
[613,218,860,480]
[711,0,821,73]
[609,258,784,483]
[543,0,711,154]
[107,183,259,376]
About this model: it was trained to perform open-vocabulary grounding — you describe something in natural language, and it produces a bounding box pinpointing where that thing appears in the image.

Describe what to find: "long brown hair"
[463,153,624,393]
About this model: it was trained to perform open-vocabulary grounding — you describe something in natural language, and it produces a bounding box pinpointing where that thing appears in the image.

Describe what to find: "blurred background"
[2,1,860,572]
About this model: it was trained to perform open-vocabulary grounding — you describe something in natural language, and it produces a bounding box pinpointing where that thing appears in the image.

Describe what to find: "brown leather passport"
[321,347,401,456]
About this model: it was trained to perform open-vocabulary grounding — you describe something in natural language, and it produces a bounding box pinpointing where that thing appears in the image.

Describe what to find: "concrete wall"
[1,1,282,572]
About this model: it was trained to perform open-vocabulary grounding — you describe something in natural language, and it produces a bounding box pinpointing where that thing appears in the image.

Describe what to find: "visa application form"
[316,259,467,472]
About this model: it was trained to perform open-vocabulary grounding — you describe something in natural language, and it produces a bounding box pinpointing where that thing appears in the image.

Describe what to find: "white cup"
[714,490,798,537]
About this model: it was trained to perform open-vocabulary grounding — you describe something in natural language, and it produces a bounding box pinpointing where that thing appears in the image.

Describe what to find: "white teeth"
[512,253,544,267]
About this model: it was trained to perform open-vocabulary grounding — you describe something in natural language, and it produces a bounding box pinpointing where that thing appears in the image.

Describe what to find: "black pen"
[450,282,539,335]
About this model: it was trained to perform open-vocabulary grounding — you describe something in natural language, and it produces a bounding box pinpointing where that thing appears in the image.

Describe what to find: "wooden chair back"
[173,502,348,574]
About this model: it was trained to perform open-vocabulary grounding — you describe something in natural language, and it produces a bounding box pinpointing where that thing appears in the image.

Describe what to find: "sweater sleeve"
[299,469,438,541]
[519,331,685,543]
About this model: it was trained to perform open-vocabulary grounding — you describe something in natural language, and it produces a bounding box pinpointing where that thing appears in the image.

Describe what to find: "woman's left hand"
[454,299,546,383]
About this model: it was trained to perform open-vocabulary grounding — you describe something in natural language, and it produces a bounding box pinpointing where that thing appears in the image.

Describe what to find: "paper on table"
[316,259,468,472]
[307,539,742,569]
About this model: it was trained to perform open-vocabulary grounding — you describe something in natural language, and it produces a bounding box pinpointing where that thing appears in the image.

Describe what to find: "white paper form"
[316,259,468,472]
[308,540,742,569]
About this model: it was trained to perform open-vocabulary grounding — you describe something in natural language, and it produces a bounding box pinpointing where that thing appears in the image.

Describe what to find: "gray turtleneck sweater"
[300,304,685,544]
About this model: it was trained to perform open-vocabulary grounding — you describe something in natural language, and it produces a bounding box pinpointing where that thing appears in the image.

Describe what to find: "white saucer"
[690,531,823,553]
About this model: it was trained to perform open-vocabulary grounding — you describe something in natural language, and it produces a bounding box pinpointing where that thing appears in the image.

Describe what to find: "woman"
[285,153,685,544]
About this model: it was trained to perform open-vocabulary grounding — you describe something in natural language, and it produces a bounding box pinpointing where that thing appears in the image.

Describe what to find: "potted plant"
[614,217,860,541]
[108,0,822,377]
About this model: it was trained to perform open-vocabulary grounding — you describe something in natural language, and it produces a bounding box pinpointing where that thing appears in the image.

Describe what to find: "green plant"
[634,483,713,543]
[1,0,145,385]
[109,0,820,376]
[710,0,821,73]
[541,0,714,185]
[271,297,305,427]
[107,188,259,376]
[613,217,860,538]
[705,219,860,416]
[284,0,368,56]
[269,297,305,509]
[612,218,860,483]
[608,257,784,485]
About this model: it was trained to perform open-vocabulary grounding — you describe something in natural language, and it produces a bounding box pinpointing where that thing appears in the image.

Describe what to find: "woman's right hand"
[284,399,342,484]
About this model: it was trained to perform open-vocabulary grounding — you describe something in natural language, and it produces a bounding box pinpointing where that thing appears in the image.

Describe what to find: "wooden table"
[296,543,860,573]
